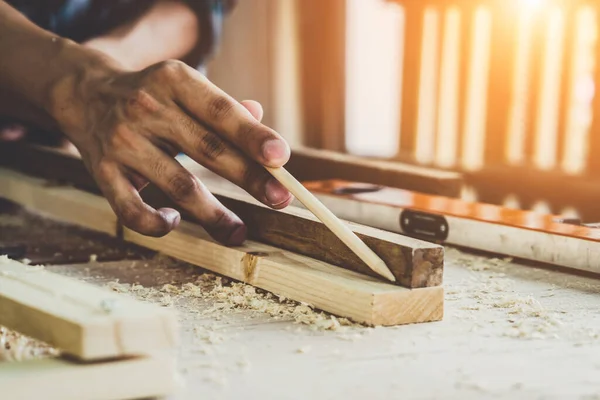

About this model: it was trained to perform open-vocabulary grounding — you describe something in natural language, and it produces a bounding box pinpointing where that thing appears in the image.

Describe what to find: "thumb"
[240,100,264,122]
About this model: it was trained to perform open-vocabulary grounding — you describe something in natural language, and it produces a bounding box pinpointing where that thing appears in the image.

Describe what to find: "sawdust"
[106,273,361,331]
[296,345,311,354]
[445,247,567,340]
[0,326,59,362]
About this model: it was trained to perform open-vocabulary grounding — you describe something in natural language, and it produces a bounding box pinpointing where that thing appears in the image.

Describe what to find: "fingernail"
[265,178,292,206]
[159,209,180,230]
[170,212,181,229]
[261,139,290,164]
[227,224,247,246]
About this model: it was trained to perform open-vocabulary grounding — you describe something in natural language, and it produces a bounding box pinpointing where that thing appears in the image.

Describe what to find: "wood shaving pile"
[0,326,59,362]
[445,247,568,340]
[107,273,359,331]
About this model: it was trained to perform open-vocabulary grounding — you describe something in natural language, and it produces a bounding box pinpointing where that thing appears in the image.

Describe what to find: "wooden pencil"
[266,166,396,282]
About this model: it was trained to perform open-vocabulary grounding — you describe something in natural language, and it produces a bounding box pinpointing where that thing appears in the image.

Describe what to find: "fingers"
[173,67,290,168]
[94,161,180,237]
[117,137,248,245]
[156,109,292,209]
[240,100,263,122]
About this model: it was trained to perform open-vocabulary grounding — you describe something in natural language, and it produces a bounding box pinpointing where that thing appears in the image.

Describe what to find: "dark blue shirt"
[6,0,235,65]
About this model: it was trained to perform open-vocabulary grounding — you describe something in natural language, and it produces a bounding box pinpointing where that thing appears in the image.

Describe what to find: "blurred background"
[205,0,600,220]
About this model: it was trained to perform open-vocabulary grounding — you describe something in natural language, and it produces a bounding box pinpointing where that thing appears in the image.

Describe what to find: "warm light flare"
[518,0,545,9]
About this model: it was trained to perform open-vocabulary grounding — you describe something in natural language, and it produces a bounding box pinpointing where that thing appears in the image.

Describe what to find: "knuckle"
[149,158,168,179]
[197,131,226,161]
[207,96,235,121]
[207,207,229,228]
[125,89,160,115]
[117,200,144,228]
[95,160,115,181]
[167,173,199,202]
[241,165,265,189]
[108,124,136,149]
[237,120,262,140]
[154,60,186,81]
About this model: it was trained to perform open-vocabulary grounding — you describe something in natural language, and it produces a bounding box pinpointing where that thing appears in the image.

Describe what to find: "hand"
[49,59,293,245]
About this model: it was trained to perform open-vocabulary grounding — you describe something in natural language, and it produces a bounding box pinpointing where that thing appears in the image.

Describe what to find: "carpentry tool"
[301,180,600,275]
[266,166,396,282]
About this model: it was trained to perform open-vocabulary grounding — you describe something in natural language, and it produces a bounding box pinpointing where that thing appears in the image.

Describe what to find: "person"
[0,0,294,246]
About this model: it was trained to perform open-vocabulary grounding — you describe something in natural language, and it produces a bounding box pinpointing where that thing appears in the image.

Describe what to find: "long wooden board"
[0,258,178,360]
[0,169,116,236]
[0,168,443,326]
[124,221,443,326]
[303,180,600,274]
[145,177,443,288]
[286,146,463,197]
[0,145,445,288]
[0,354,179,400]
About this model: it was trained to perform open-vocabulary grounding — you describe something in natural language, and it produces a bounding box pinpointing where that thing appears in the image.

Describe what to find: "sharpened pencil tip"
[375,262,395,282]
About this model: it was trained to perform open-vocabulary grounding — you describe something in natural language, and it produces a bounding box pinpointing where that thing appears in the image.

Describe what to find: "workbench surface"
[2,201,600,400]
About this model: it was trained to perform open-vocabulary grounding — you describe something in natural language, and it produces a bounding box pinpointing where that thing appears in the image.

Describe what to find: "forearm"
[84,0,201,70]
[0,1,116,129]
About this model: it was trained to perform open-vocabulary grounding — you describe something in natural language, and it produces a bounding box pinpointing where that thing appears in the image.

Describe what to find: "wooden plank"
[0,258,178,360]
[303,180,600,275]
[523,9,547,169]
[0,138,463,198]
[555,4,576,169]
[0,354,178,400]
[585,6,600,175]
[0,169,116,236]
[0,151,446,289]
[456,5,474,164]
[464,164,600,221]
[123,221,443,326]
[0,200,150,266]
[297,0,346,151]
[483,2,516,167]
[398,3,425,160]
[286,146,463,197]
[139,171,444,288]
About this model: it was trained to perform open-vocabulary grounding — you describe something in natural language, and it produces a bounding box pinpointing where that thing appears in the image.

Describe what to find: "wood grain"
[0,147,445,288]
[0,354,178,400]
[266,166,396,282]
[124,222,443,326]
[0,169,116,235]
[0,258,178,360]
[286,146,463,197]
[150,179,444,288]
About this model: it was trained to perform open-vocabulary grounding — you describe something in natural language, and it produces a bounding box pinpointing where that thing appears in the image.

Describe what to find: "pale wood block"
[0,168,117,236]
[0,258,178,360]
[124,222,443,326]
[0,353,179,400]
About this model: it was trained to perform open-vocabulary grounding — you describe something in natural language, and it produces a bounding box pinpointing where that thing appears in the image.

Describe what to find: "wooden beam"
[0,166,443,326]
[0,354,179,400]
[0,258,178,360]
[143,175,443,289]
[0,169,116,236]
[303,180,600,275]
[0,146,445,288]
[124,221,443,326]
[286,146,463,197]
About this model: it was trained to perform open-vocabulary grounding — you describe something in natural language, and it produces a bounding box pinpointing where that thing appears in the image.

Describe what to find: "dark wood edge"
[287,147,464,198]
